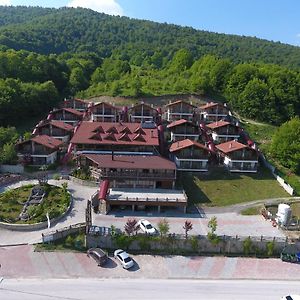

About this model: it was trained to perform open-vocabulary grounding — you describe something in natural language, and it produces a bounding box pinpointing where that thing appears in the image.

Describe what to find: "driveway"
[0,179,286,246]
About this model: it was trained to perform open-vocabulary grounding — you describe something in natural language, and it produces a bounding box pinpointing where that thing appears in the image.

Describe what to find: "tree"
[0,143,17,164]
[270,117,300,173]
[124,218,139,236]
[157,218,170,237]
[208,216,217,234]
[169,49,193,73]
[207,216,220,245]
[183,220,193,239]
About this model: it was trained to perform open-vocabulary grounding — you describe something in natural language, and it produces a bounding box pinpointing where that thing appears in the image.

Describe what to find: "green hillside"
[0,6,299,69]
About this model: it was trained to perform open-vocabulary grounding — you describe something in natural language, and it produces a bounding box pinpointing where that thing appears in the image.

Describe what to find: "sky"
[1,0,299,46]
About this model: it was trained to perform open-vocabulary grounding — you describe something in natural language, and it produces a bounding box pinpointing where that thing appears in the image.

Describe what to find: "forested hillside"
[0,6,299,68]
[0,6,299,129]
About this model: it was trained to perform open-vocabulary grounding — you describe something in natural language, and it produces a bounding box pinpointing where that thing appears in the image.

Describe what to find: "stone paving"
[0,245,300,280]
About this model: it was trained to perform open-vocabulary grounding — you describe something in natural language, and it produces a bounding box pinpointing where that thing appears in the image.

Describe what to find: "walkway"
[0,245,300,280]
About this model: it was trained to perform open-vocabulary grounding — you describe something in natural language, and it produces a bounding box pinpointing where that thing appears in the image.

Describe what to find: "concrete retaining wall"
[0,164,24,174]
[42,223,86,242]
[260,154,294,196]
[69,176,98,187]
[86,234,287,256]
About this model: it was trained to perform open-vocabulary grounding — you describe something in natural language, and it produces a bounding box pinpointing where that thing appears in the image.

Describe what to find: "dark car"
[87,248,108,266]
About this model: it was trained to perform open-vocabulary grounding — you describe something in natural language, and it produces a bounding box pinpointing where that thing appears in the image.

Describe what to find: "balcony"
[90,167,175,180]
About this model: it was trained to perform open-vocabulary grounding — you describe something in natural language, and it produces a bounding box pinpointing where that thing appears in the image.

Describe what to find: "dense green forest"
[0,6,299,68]
[0,6,299,128]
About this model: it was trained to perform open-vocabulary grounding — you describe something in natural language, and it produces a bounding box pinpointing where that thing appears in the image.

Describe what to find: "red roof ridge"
[120,126,132,134]
[119,132,131,141]
[134,126,146,135]
[106,126,118,134]
[133,133,146,142]
[169,139,209,152]
[207,120,231,129]
[216,140,248,154]
[167,119,189,128]
[104,132,116,141]
[165,100,196,108]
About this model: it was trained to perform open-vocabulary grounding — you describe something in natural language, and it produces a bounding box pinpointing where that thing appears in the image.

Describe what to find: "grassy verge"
[240,206,263,216]
[178,167,289,207]
[35,233,86,252]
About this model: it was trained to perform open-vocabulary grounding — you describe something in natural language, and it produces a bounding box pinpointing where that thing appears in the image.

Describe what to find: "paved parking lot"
[1,245,300,280]
[93,210,285,238]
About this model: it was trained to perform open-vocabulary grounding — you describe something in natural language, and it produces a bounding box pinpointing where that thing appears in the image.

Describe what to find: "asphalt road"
[0,278,299,300]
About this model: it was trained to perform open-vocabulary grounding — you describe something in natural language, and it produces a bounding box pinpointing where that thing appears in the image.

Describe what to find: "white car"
[138,219,156,235]
[114,249,134,269]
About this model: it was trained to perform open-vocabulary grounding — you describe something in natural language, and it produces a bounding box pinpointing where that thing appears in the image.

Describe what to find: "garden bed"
[0,183,71,224]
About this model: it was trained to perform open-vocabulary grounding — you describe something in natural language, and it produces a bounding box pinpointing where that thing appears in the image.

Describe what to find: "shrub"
[157,218,170,237]
[243,237,253,255]
[65,235,74,247]
[113,234,133,250]
[266,241,275,256]
[189,235,199,252]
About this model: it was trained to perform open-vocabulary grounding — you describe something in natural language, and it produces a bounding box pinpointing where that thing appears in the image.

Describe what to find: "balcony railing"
[90,167,175,180]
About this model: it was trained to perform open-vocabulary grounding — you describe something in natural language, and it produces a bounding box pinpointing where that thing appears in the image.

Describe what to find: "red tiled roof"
[167,119,197,129]
[63,108,84,116]
[216,140,247,154]
[169,139,210,153]
[206,120,231,129]
[83,154,176,170]
[99,180,109,200]
[73,98,89,104]
[51,108,84,117]
[31,135,63,149]
[128,102,157,112]
[165,100,196,108]
[70,121,159,146]
[90,102,118,111]
[63,98,89,105]
[37,120,74,131]
[199,102,226,110]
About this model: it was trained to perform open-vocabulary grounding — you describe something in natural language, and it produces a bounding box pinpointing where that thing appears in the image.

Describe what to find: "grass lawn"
[178,167,289,207]
[240,120,277,152]
[240,206,263,215]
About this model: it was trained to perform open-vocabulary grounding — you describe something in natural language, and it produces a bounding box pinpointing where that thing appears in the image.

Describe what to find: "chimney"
[151,130,154,138]
[112,149,114,161]
[177,141,180,148]
[229,143,232,149]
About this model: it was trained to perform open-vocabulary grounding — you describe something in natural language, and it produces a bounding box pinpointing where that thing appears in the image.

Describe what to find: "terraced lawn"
[179,167,289,207]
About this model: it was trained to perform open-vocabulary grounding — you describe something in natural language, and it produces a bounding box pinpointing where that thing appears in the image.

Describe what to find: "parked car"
[114,249,134,269]
[87,248,108,266]
[281,296,300,300]
[138,219,156,235]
